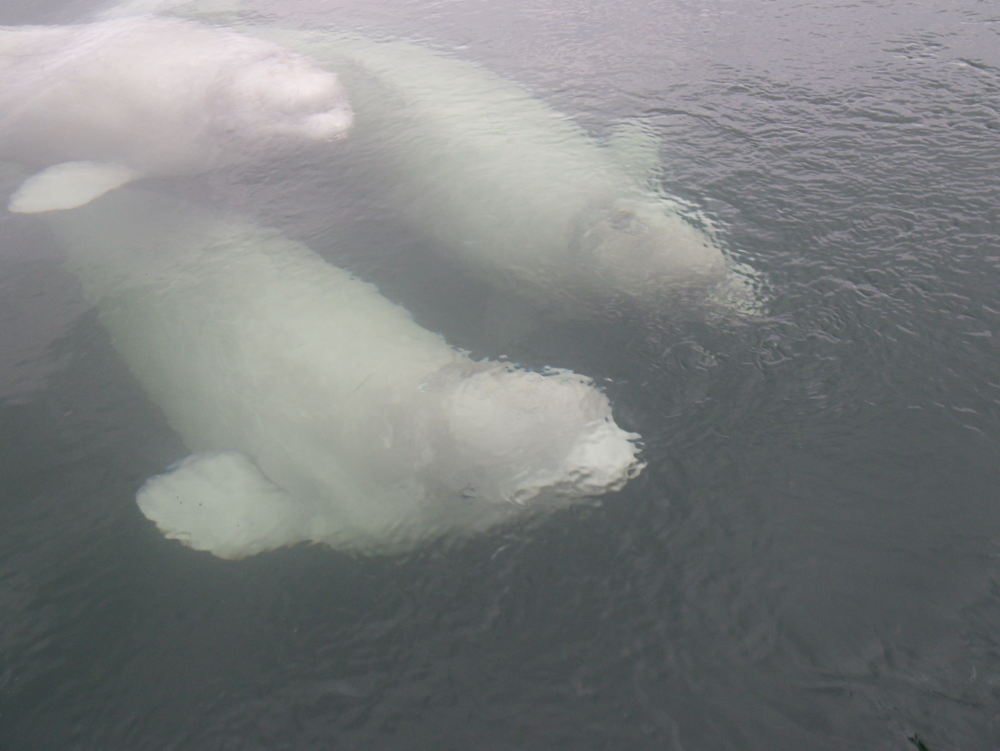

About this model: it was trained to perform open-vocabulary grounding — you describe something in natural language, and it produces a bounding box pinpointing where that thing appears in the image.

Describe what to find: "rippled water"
[2,0,999,748]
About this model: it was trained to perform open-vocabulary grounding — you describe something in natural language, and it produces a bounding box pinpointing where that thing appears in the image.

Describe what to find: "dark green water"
[1,0,998,748]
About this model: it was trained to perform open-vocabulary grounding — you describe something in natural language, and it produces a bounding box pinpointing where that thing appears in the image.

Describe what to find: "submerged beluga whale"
[0,16,353,213]
[45,189,643,558]
[232,25,761,322]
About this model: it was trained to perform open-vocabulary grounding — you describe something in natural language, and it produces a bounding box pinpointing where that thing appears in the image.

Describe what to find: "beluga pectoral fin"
[8,161,140,214]
[137,451,311,560]
[606,120,663,184]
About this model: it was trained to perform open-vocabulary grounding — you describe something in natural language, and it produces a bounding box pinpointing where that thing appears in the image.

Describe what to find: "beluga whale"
[45,188,643,558]
[0,16,353,213]
[233,26,763,325]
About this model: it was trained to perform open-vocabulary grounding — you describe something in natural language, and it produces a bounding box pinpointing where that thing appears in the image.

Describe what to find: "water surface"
[1,0,998,748]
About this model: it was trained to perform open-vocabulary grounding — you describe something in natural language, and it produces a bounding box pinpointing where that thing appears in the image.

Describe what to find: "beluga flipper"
[8,161,140,213]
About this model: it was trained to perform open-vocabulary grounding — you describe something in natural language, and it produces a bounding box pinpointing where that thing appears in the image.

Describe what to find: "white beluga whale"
[0,16,353,213]
[231,25,762,322]
[45,189,643,558]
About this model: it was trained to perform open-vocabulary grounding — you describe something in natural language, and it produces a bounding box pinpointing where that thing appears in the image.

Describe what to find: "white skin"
[0,17,353,178]
[243,27,729,307]
[46,189,642,557]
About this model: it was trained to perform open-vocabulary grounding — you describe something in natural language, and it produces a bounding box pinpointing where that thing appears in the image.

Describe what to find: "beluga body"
[239,26,761,322]
[45,189,642,558]
[0,16,353,213]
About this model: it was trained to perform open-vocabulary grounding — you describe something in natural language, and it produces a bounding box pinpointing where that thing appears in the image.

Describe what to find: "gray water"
[2,0,999,748]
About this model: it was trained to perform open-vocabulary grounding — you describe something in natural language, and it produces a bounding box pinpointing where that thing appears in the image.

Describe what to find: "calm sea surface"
[2,0,999,748]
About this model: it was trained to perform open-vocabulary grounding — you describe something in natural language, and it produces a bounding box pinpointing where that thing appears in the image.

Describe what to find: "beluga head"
[220,50,354,142]
[574,198,728,294]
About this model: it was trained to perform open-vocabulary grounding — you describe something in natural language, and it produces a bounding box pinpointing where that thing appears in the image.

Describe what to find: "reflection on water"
[1,0,999,748]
